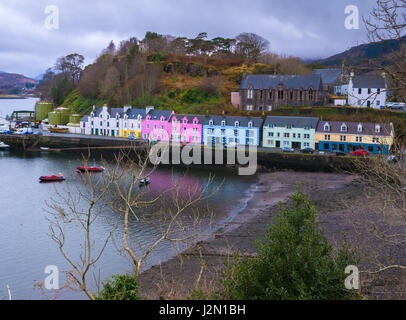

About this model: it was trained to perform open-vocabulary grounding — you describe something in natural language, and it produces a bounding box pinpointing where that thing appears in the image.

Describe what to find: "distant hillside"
[0,71,38,94]
[318,36,406,71]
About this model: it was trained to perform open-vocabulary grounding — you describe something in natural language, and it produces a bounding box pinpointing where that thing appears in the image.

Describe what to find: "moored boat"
[39,173,66,182]
[139,177,150,186]
[76,166,105,173]
[0,141,9,149]
[48,127,68,133]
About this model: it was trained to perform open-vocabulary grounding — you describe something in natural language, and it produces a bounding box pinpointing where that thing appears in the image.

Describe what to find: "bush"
[97,274,140,300]
[216,186,359,300]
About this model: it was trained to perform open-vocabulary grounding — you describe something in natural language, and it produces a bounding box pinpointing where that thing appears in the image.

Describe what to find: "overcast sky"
[0,0,377,78]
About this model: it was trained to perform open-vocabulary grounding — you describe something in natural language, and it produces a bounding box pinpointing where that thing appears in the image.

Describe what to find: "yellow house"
[316,121,394,154]
[120,108,147,138]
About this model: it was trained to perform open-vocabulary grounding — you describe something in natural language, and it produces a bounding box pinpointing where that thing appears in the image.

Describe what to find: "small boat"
[0,141,9,149]
[39,173,66,183]
[48,127,68,133]
[139,178,150,186]
[76,166,105,173]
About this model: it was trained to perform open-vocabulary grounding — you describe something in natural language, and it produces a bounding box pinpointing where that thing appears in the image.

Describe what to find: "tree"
[46,148,219,299]
[364,0,406,99]
[55,53,85,84]
[217,186,358,300]
[235,33,270,61]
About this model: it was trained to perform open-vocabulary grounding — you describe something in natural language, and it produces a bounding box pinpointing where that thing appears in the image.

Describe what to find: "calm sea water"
[0,99,258,300]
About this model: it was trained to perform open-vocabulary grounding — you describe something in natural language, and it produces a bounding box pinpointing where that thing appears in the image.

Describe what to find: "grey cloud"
[0,0,378,77]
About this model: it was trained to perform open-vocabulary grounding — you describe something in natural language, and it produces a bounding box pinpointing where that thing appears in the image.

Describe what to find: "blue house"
[202,116,263,147]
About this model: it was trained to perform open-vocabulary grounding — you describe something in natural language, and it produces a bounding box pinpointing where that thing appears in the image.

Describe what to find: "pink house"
[169,114,204,144]
[142,109,174,142]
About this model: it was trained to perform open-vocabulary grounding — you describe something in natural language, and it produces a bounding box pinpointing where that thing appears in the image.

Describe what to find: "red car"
[350,149,370,156]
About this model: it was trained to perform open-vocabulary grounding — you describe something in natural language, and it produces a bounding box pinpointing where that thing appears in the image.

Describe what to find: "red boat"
[39,174,66,182]
[76,166,105,173]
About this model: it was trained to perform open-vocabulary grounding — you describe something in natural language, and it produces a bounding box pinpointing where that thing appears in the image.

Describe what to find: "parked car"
[336,151,347,156]
[350,149,370,156]
[386,102,405,110]
[300,148,314,154]
[128,135,137,140]
[1,130,13,134]
[282,147,295,153]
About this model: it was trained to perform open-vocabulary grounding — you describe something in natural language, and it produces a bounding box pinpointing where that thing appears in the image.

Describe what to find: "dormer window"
[183,119,187,124]
[286,124,292,129]
[324,123,330,132]
[221,120,226,127]
[235,121,239,127]
[209,120,213,126]
[248,121,253,128]
[138,115,142,120]
[193,119,197,125]
[357,124,363,133]
[375,124,381,133]
[341,124,347,132]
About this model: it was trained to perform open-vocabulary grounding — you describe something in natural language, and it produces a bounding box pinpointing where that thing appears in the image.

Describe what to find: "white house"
[348,73,387,109]
[81,105,123,137]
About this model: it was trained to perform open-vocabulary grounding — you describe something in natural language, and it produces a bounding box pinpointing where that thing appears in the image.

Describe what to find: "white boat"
[0,141,9,149]
[139,178,150,186]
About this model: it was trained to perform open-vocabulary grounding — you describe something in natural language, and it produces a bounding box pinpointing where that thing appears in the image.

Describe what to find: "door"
[276,141,281,148]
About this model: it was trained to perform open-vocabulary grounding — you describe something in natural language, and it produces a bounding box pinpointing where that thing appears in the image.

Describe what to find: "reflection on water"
[0,150,257,299]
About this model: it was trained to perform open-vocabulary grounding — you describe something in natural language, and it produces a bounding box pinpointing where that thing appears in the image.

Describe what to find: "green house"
[263,116,319,150]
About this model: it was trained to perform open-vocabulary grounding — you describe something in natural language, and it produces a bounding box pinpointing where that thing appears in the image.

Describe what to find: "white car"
[386,102,405,110]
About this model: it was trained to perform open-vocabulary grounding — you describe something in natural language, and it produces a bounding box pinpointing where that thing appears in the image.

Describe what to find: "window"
[209,120,213,126]
[341,124,347,132]
[340,136,346,142]
[269,91,273,99]
[268,132,274,137]
[357,124,363,132]
[286,124,292,129]
[368,88,371,95]
[284,133,290,138]
[293,133,296,138]
[246,105,253,111]
[356,136,363,142]
[247,89,253,99]
[304,142,310,147]
[373,137,379,143]
[278,90,284,100]
[358,88,362,95]
[221,129,225,135]
[324,135,330,141]
[221,121,226,126]
[309,88,314,101]
[304,134,310,139]
[234,129,238,136]
[375,125,381,133]
[235,121,239,127]
[324,123,330,131]
[297,134,301,138]
[248,122,253,128]
[299,90,303,100]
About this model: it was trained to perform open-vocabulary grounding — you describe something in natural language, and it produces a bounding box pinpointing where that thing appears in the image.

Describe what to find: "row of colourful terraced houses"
[80,105,395,154]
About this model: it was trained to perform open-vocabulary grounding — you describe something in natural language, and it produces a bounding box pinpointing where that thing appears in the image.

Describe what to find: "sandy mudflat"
[139,171,356,300]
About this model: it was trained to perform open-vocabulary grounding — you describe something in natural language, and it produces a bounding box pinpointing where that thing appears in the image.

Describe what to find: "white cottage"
[80,105,123,137]
[348,73,387,109]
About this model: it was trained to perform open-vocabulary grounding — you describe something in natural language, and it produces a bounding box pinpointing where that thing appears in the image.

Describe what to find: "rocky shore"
[139,171,356,299]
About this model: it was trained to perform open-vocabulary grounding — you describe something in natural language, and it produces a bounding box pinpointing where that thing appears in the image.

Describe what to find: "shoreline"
[139,170,355,299]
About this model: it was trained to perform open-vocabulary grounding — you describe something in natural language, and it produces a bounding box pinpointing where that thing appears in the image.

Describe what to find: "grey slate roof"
[123,108,147,119]
[312,69,341,85]
[264,116,319,129]
[171,114,206,124]
[352,75,386,89]
[93,107,123,117]
[203,115,264,128]
[240,74,322,90]
[81,115,88,122]
[317,121,392,137]
[146,109,174,120]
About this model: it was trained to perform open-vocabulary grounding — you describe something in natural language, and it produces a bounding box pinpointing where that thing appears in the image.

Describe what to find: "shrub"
[97,274,140,300]
[216,186,359,300]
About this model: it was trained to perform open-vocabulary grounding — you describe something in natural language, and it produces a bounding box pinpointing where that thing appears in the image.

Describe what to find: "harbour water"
[0,99,258,300]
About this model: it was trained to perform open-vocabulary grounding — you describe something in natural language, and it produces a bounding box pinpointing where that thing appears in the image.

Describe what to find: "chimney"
[146,106,155,114]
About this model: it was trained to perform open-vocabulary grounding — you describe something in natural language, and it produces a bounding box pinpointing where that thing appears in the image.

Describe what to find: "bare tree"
[46,147,220,299]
